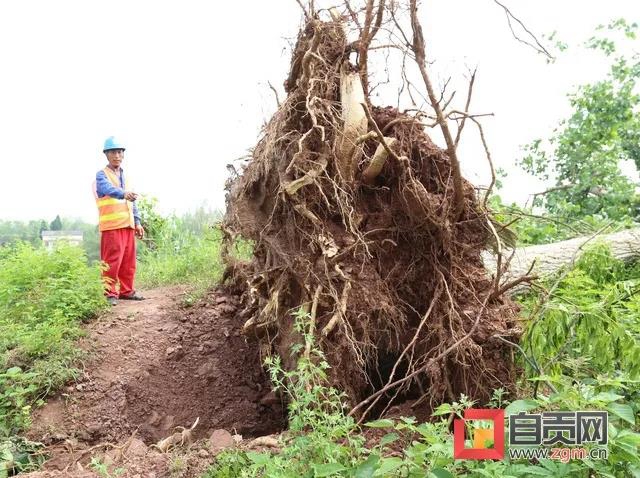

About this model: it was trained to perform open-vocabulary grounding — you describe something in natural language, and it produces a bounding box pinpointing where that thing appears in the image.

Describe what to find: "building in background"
[41,230,83,251]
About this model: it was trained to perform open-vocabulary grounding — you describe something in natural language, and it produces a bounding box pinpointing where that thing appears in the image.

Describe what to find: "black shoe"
[120,293,145,301]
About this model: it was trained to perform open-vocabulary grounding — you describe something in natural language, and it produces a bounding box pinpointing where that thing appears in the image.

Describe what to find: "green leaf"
[314,463,348,477]
[504,399,539,415]
[592,392,625,403]
[607,402,636,425]
[354,454,380,478]
[374,457,403,476]
[629,465,640,478]
[519,465,561,476]
[365,419,394,428]
[379,433,399,447]
[432,403,454,416]
[245,451,270,466]
[429,468,454,478]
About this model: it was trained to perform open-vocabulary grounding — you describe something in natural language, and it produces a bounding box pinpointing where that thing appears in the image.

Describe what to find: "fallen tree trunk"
[483,227,640,291]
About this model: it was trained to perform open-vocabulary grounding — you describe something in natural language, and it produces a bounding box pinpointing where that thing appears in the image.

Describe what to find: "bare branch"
[453,67,477,147]
[493,0,553,59]
[361,102,403,164]
[358,0,378,95]
[409,0,465,221]
[343,0,362,32]
[294,0,310,20]
[531,184,572,199]
[369,0,386,42]
[449,110,496,206]
[267,81,281,108]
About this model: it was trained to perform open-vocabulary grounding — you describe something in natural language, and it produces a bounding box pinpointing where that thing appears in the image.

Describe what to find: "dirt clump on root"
[26,287,284,475]
[222,17,520,418]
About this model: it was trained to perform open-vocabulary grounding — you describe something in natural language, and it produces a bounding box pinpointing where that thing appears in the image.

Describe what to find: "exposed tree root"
[223,2,521,420]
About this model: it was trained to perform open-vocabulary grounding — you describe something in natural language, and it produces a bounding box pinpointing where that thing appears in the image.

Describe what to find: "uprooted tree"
[222,0,529,421]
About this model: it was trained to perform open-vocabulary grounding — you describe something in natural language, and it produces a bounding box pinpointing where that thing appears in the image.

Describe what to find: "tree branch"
[409,0,465,221]
[493,0,553,59]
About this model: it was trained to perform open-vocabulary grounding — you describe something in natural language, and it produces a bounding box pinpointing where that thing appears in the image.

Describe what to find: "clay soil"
[21,287,285,477]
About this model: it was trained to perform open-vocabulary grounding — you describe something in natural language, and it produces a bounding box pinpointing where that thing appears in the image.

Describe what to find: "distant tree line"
[0,216,100,262]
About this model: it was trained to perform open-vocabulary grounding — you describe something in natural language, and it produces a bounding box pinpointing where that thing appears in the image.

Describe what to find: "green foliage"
[519,19,640,223]
[49,215,62,232]
[0,220,46,248]
[0,217,100,263]
[0,437,44,476]
[136,202,249,303]
[203,246,640,478]
[0,242,107,435]
[521,243,640,378]
[204,309,366,478]
[488,195,635,246]
[58,217,100,263]
[137,197,169,250]
[89,457,124,478]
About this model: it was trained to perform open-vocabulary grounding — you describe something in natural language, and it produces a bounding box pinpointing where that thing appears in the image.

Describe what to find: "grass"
[135,202,228,303]
[135,202,252,304]
[0,243,107,436]
[136,225,225,303]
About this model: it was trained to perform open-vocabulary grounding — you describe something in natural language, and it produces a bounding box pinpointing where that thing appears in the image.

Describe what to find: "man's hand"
[124,191,138,201]
[135,225,145,239]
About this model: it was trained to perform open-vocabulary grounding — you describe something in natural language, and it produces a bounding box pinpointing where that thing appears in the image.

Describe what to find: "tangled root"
[223,16,520,418]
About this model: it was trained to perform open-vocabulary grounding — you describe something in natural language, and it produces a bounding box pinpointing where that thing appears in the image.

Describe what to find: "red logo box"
[454,409,505,460]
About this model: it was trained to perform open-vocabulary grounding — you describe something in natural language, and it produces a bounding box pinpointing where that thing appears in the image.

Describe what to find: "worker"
[94,136,145,305]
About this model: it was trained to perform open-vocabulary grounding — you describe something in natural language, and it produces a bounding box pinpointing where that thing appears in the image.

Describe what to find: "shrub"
[0,242,106,436]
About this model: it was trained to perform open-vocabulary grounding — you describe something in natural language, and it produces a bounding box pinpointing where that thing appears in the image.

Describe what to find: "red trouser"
[100,228,136,298]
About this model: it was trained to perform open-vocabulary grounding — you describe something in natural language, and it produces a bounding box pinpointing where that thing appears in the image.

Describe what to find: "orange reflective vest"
[94,167,135,232]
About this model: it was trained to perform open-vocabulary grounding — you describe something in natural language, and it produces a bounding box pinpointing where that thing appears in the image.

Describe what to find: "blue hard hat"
[103,136,126,152]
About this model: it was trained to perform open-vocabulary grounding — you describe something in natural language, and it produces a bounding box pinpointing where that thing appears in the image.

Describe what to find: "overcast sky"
[0,0,638,224]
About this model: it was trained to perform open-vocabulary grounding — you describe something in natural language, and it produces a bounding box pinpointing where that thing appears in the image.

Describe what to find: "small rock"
[197,363,216,378]
[210,429,235,451]
[126,438,148,457]
[53,433,68,442]
[249,435,280,448]
[215,296,227,304]
[198,449,210,458]
[148,411,161,426]
[161,415,175,431]
[76,384,84,391]
[165,345,184,360]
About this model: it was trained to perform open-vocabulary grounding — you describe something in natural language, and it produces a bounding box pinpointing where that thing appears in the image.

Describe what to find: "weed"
[0,242,106,435]
[90,457,124,478]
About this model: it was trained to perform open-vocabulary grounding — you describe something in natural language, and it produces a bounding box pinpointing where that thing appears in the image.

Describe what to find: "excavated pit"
[28,287,286,447]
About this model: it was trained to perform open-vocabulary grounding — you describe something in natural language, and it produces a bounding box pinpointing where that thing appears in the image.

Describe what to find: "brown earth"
[21,286,285,477]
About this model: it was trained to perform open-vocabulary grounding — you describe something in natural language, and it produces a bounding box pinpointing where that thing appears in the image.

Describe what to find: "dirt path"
[21,286,285,477]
